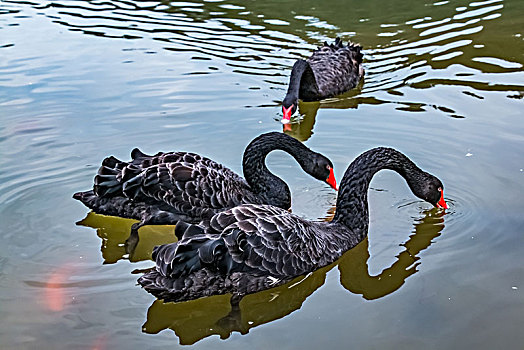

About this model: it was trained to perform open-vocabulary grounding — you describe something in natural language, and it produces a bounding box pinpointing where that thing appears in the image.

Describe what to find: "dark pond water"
[1,0,523,348]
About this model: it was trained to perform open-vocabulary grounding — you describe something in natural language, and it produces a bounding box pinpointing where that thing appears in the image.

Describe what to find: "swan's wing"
[94,151,252,221]
[308,38,364,97]
[127,155,253,220]
[93,150,190,197]
[153,204,323,279]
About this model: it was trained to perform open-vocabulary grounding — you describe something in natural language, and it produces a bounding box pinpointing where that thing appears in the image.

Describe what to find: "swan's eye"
[438,187,442,192]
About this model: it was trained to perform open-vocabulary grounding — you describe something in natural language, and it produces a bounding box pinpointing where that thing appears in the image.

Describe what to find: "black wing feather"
[152,204,330,280]
[84,150,257,223]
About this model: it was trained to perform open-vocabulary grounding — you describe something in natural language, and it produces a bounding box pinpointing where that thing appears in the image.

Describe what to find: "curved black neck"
[332,148,421,239]
[242,132,314,207]
[284,59,311,105]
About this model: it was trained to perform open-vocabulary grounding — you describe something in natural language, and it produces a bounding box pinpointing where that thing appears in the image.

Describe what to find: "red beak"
[437,190,448,209]
[326,167,337,191]
[281,105,294,124]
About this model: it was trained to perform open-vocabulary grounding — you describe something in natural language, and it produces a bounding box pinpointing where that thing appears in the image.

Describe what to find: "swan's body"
[73,132,336,250]
[138,148,447,302]
[282,37,364,123]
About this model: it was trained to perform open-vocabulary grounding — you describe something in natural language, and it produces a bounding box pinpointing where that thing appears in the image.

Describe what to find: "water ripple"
[1,0,523,348]
[2,0,521,123]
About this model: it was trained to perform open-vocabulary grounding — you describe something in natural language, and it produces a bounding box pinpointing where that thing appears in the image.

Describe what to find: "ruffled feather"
[308,37,364,98]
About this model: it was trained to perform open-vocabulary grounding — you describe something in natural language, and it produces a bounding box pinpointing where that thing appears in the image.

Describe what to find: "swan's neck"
[332,148,419,239]
[283,59,310,104]
[242,132,312,207]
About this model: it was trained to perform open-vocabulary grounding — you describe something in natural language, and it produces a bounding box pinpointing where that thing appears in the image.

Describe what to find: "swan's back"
[307,38,364,98]
[153,204,328,278]
[76,148,256,223]
[138,204,346,300]
[138,204,338,301]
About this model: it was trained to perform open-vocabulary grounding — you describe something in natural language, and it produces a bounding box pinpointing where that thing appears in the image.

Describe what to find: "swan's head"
[412,173,447,209]
[281,97,298,124]
[306,153,337,191]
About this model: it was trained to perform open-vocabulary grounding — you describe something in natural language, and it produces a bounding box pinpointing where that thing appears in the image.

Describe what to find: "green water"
[0,0,523,348]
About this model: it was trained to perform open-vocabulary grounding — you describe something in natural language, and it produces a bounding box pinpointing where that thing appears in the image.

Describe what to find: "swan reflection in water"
[76,213,176,263]
[78,207,445,345]
[281,82,365,142]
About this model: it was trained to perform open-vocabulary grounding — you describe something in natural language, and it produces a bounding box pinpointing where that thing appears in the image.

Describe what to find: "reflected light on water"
[43,266,72,312]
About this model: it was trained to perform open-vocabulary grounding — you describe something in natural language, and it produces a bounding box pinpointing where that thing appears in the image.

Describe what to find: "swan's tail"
[137,267,230,303]
[347,41,363,65]
[72,190,150,219]
[73,190,100,209]
[72,189,126,214]
[138,254,291,303]
[137,269,182,301]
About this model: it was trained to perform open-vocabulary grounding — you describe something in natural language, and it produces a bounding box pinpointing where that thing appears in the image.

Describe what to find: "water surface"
[1,0,523,349]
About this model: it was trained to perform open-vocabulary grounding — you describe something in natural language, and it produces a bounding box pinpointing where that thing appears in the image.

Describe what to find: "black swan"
[281,37,364,124]
[73,132,337,251]
[137,147,447,302]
